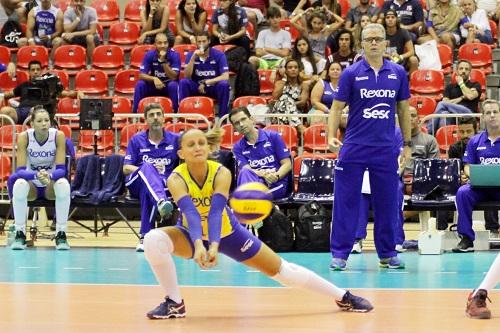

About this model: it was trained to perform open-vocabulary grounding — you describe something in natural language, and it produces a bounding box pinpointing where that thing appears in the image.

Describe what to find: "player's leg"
[353,193,371,254]
[143,226,194,319]
[163,80,179,112]
[221,225,373,312]
[466,253,500,319]
[454,184,487,252]
[45,178,71,250]
[9,177,37,250]
[132,80,156,113]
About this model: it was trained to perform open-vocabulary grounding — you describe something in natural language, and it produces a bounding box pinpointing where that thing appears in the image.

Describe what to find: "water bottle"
[6,224,15,247]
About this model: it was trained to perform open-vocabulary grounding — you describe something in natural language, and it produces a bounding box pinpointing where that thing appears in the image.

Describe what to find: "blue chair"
[411,158,461,202]
[293,158,335,203]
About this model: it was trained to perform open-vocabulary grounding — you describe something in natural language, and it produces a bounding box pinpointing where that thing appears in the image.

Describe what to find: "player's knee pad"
[13,179,30,199]
[53,178,70,199]
[144,229,174,265]
[272,260,312,289]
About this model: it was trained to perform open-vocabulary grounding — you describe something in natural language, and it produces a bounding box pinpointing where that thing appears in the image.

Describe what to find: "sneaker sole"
[147,313,186,319]
[56,245,70,250]
[329,264,346,271]
[379,263,405,269]
[452,248,474,253]
[11,244,27,250]
[466,311,491,319]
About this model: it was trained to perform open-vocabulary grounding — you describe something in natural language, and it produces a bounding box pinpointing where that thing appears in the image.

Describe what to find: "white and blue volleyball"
[230,182,273,225]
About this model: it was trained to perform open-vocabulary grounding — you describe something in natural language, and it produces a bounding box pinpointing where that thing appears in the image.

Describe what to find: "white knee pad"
[53,178,70,199]
[13,179,30,199]
[272,260,312,289]
[144,229,174,266]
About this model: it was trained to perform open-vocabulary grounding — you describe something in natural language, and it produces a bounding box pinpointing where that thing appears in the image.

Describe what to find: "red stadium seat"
[0,45,11,65]
[219,123,243,150]
[114,69,140,96]
[108,22,140,51]
[53,45,86,74]
[279,19,301,43]
[58,124,72,139]
[164,122,196,134]
[120,123,146,152]
[451,69,486,101]
[337,0,351,18]
[0,154,11,188]
[137,96,173,114]
[232,96,267,108]
[75,69,109,95]
[437,44,453,75]
[92,45,125,75]
[168,0,182,20]
[111,96,133,128]
[90,0,120,27]
[200,0,219,19]
[302,124,329,153]
[54,0,70,12]
[0,71,29,91]
[490,20,498,45]
[56,97,80,128]
[257,69,275,95]
[48,69,70,89]
[16,45,49,69]
[410,69,445,101]
[130,44,155,69]
[178,96,214,127]
[435,125,460,153]
[264,124,298,154]
[0,125,22,150]
[78,129,115,153]
[172,44,197,67]
[247,21,255,42]
[458,43,492,75]
[124,0,145,24]
[409,95,437,118]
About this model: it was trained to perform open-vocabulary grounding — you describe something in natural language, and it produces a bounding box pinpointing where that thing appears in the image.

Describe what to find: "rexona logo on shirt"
[480,157,500,165]
[360,89,396,99]
[362,103,391,119]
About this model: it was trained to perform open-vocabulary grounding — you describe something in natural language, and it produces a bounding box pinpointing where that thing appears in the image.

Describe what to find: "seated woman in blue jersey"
[309,61,342,125]
[7,106,71,251]
[138,0,175,45]
[210,0,251,59]
[143,127,373,319]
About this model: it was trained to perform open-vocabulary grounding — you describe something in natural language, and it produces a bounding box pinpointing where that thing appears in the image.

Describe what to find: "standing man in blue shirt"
[230,107,292,200]
[133,33,181,114]
[123,103,180,251]
[328,23,411,270]
[178,31,231,117]
[453,99,500,253]
[380,0,424,42]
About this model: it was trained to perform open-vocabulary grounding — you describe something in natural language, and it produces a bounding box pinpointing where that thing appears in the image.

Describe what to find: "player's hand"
[460,172,469,184]
[456,75,464,85]
[193,240,209,269]
[158,50,167,62]
[198,82,206,94]
[138,34,146,44]
[62,32,73,42]
[37,170,50,186]
[328,137,342,152]
[189,35,196,44]
[153,77,165,90]
[205,243,219,268]
[194,49,205,58]
[262,172,278,185]
[400,146,411,169]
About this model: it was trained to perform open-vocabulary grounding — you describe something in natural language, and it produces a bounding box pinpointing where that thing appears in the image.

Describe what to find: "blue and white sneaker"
[147,297,186,319]
[157,199,173,218]
[329,258,347,271]
[336,291,374,312]
[11,231,27,250]
[55,231,70,250]
[379,256,405,269]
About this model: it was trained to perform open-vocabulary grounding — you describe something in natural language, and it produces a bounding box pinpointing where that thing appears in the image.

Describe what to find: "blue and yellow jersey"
[173,160,235,240]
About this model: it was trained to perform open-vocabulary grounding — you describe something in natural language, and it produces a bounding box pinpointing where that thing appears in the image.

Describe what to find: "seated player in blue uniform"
[7,106,71,250]
[133,33,181,114]
[178,31,231,118]
[229,107,292,200]
[143,128,374,319]
[123,103,179,251]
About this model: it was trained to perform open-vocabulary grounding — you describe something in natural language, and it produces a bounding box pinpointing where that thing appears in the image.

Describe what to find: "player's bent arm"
[276,157,292,180]
[464,164,470,179]
[328,100,346,142]
[208,167,232,245]
[397,99,411,143]
[123,164,139,176]
[206,72,229,86]
[15,132,28,169]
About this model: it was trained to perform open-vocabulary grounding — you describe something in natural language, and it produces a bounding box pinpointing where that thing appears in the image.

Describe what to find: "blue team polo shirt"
[124,129,180,182]
[463,131,500,165]
[233,129,291,188]
[335,58,410,147]
[140,49,181,83]
[185,48,229,84]
[382,0,424,26]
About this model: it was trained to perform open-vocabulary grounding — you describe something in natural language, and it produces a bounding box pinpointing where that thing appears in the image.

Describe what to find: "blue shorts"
[175,223,263,262]
[17,106,32,125]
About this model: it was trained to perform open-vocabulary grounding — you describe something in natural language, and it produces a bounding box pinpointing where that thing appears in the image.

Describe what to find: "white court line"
[246,270,260,273]
[339,271,362,274]
[17,266,40,269]
[107,268,129,271]
[63,267,84,270]
[435,271,458,274]
[386,271,409,274]
[200,269,221,272]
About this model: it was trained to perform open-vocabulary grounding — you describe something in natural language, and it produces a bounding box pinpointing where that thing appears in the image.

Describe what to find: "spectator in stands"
[269,0,289,18]
[326,29,358,70]
[174,0,208,45]
[289,36,326,88]
[0,61,16,77]
[178,32,231,117]
[380,0,424,42]
[237,0,268,32]
[248,6,291,70]
[309,61,342,125]
[352,14,371,51]
[437,117,499,234]
[426,0,464,49]
[123,103,179,252]
[291,7,343,58]
[459,0,493,44]
[133,33,180,114]
[345,0,380,30]
[230,106,292,199]
[271,58,308,136]
[139,0,174,45]
[211,0,251,59]
[383,9,419,76]
[61,0,100,64]
[0,60,82,124]
[427,59,481,135]
[476,0,500,18]
[17,0,63,61]
[293,0,342,23]
[453,99,500,252]
[7,106,71,250]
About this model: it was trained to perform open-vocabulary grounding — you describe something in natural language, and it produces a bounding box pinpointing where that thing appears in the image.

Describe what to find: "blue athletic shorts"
[175,223,263,262]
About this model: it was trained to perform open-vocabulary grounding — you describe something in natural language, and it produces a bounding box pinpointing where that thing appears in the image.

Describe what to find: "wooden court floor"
[0,284,498,333]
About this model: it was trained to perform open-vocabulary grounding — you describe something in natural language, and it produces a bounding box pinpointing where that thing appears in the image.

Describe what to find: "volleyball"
[230,182,273,225]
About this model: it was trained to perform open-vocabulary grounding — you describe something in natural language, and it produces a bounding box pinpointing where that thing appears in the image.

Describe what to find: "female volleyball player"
[8,106,71,250]
[144,128,374,319]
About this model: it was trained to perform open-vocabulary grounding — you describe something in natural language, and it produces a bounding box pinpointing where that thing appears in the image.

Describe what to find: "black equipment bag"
[294,201,331,252]
[258,208,294,252]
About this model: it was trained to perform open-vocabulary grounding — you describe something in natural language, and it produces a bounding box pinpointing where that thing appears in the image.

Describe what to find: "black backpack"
[224,46,260,98]
[257,208,294,252]
[0,19,24,48]
[294,201,331,252]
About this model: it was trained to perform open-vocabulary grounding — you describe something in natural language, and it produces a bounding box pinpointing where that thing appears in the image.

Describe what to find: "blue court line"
[1,248,499,290]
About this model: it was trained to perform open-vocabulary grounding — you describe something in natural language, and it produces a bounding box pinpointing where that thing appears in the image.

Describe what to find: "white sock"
[12,179,30,233]
[476,253,500,293]
[143,229,182,304]
[53,179,70,233]
[272,260,346,301]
